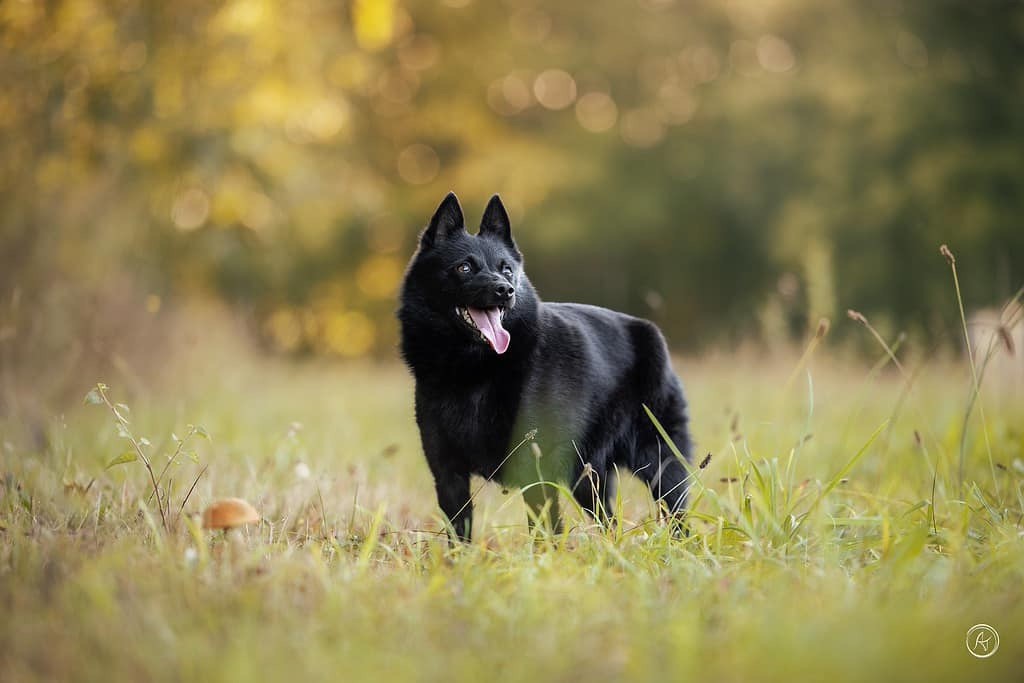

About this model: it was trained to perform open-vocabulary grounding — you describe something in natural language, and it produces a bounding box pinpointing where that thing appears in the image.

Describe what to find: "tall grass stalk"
[940,245,997,497]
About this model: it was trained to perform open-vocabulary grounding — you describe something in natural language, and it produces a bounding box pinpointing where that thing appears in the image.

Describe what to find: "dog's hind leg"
[636,453,690,536]
[627,320,693,532]
[635,421,693,534]
[649,454,690,514]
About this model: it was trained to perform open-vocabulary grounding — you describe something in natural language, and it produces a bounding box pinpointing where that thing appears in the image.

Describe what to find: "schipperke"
[398,192,693,542]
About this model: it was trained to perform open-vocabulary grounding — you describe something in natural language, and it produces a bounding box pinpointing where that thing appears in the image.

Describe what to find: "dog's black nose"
[494,283,515,299]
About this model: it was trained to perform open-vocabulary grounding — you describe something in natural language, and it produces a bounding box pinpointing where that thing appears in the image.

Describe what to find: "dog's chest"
[421,379,522,471]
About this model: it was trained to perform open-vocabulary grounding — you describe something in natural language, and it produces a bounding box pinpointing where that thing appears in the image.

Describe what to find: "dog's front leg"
[418,423,473,543]
[433,468,472,543]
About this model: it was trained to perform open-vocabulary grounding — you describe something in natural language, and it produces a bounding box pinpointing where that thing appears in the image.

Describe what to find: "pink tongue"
[468,307,510,354]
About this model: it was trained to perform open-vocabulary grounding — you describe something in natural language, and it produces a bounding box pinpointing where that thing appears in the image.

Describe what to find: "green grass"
[2,343,1023,682]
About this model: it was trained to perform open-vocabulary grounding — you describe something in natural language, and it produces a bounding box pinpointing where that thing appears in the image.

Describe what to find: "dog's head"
[400,192,534,356]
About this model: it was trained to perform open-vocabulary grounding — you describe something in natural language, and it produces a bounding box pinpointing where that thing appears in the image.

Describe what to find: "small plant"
[84,382,208,533]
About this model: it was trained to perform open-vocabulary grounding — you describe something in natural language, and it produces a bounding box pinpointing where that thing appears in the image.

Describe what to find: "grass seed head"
[815,318,830,339]
[940,244,955,265]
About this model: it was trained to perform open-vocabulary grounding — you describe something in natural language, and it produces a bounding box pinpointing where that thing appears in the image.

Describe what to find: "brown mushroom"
[202,498,259,530]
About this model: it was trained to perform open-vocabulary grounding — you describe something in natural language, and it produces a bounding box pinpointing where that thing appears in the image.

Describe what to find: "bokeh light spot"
[685,46,721,83]
[757,35,796,73]
[352,0,395,51]
[575,92,618,133]
[620,108,665,148]
[487,73,534,116]
[377,70,417,105]
[397,143,440,185]
[306,99,350,140]
[171,188,210,231]
[657,83,698,124]
[398,35,441,71]
[533,69,577,110]
[213,0,268,34]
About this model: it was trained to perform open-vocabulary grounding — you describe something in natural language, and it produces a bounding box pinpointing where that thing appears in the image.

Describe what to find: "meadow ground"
[2,326,1023,682]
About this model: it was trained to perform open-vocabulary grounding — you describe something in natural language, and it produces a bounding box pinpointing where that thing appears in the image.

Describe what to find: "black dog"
[398,192,693,541]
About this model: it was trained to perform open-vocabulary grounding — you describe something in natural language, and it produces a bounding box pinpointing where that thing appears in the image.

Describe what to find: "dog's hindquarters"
[627,320,694,521]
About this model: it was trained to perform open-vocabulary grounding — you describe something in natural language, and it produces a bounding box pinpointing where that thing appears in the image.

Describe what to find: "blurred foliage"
[1,0,1023,375]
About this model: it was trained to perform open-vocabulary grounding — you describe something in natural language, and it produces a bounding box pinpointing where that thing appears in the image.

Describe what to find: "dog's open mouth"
[456,307,510,354]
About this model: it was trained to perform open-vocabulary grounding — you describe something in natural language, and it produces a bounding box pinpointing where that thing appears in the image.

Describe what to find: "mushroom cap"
[202,497,260,529]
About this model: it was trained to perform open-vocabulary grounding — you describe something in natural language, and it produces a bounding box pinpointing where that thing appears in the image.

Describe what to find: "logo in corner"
[966,624,999,659]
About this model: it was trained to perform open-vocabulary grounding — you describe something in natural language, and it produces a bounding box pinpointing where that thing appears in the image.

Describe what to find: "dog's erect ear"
[421,192,466,248]
[479,194,518,253]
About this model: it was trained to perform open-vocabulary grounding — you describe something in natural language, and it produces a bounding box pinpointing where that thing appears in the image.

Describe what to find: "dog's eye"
[457,263,471,274]
[500,264,513,277]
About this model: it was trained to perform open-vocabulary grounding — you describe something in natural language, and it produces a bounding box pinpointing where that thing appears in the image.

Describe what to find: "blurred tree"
[1,0,1021,382]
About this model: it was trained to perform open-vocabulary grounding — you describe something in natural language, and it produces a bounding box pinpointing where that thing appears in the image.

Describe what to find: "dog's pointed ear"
[421,192,466,248]
[479,194,518,253]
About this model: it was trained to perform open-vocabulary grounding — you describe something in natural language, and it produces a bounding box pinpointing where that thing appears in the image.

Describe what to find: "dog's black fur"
[398,192,693,541]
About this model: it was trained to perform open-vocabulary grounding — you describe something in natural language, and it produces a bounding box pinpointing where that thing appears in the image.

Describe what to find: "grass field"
[2,327,1023,682]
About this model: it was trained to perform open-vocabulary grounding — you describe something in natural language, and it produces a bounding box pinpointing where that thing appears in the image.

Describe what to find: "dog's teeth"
[458,308,476,328]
